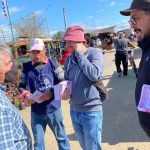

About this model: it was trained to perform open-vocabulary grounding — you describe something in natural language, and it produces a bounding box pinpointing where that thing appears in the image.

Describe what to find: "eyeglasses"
[129,14,145,25]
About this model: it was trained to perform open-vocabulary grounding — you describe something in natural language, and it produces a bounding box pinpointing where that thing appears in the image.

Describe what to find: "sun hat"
[63,25,86,42]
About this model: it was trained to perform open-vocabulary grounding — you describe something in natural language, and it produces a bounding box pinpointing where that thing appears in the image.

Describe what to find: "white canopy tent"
[85,26,116,34]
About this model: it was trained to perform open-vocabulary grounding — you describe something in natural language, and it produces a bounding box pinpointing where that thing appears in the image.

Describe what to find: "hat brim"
[120,9,137,16]
[30,46,44,51]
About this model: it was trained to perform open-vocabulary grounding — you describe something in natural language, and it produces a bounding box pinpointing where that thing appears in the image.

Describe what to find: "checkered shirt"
[0,85,32,150]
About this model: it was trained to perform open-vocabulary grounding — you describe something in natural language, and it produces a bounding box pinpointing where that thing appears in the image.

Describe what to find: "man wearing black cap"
[120,0,150,137]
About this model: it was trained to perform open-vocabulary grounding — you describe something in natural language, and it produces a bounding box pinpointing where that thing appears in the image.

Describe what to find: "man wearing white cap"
[18,38,70,150]
[120,0,150,137]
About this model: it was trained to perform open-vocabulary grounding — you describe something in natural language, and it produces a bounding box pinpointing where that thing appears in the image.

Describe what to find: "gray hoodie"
[64,47,103,112]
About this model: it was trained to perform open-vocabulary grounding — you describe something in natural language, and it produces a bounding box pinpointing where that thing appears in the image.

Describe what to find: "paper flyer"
[27,90,44,103]
[137,84,150,113]
[27,80,72,103]
[54,80,72,100]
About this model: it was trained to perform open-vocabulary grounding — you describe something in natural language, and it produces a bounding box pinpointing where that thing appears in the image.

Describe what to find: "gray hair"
[0,45,13,71]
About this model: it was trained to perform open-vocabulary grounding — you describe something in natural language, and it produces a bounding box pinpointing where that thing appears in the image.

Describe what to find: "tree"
[52,31,63,40]
[14,13,46,39]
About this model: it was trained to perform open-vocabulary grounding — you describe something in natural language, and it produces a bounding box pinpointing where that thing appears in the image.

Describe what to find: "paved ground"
[21,48,150,150]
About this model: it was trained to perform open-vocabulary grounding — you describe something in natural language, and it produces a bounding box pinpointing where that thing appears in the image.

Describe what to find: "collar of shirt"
[0,84,6,91]
[32,56,48,65]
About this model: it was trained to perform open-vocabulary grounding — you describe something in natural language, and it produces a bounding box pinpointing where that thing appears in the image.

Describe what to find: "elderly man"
[18,38,70,150]
[63,25,103,150]
[120,0,150,137]
[0,45,32,150]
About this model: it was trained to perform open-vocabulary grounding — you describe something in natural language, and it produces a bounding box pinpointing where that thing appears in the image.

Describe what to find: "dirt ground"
[21,48,150,150]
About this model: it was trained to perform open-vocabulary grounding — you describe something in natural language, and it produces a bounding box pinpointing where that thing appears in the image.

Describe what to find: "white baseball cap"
[30,38,45,51]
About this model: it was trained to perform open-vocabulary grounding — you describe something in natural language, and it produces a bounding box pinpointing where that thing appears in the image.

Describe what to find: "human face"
[0,51,14,83]
[31,50,46,63]
[65,41,82,54]
[130,10,150,37]
[0,51,13,74]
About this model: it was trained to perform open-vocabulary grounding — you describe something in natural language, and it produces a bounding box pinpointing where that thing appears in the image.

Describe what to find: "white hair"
[0,45,12,71]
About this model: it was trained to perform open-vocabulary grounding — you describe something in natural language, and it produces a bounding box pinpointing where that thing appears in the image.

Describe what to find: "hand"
[38,90,52,101]
[61,90,71,101]
[19,90,33,107]
[25,90,52,104]
[23,98,34,107]
[19,90,31,101]
[74,43,86,53]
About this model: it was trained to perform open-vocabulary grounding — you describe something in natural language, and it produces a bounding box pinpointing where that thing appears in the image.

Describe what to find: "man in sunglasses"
[120,0,150,137]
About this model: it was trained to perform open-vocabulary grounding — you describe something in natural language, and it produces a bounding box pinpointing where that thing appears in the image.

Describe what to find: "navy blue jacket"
[18,58,64,114]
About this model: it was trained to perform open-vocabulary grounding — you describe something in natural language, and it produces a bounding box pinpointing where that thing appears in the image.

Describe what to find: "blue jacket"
[64,47,103,112]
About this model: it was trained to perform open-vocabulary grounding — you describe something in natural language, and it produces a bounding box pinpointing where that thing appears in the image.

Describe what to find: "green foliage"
[52,31,63,40]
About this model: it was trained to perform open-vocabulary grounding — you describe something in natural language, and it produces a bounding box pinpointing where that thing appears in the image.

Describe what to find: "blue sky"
[0,0,132,40]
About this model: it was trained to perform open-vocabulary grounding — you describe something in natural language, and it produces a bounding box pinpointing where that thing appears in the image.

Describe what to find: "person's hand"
[23,98,34,107]
[61,90,71,101]
[19,90,31,101]
[74,43,86,52]
[19,90,33,107]
[38,90,52,101]
[25,90,52,104]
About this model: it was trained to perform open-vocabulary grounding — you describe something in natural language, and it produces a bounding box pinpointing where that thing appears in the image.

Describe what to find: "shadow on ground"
[102,69,149,145]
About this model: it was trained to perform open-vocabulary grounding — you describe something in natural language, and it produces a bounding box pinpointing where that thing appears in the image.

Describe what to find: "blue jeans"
[70,111,103,150]
[31,108,70,150]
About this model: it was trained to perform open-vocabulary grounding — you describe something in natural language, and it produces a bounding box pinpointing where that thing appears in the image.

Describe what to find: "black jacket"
[135,37,150,137]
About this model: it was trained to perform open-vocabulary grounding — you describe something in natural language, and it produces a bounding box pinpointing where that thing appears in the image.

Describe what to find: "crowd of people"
[0,0,150,150]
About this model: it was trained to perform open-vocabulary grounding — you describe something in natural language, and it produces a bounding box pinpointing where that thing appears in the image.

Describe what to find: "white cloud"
[97,9,104,13]
[0,25,11,34]
[70,22,86,29]
[118,2,124,6]
[0,24,16,42]
[99,0,105,2]
[88,15,95,19]
[109,1,116,6]
[9,7,22,13]
[115,19,130,32]
[0,12,6,18]
[34,10,43,15]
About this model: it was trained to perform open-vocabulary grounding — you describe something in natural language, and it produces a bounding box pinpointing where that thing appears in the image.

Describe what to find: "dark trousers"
[138,111,150,137]
[115,51,128,75]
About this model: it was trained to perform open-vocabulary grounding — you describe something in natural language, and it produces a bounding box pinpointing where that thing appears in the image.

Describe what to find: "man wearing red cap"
[120,0,150,137]
[63,25,103,150]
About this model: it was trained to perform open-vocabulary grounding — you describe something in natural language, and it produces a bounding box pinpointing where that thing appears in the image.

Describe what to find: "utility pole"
[63,7,67,30]
[45,4,52,57]
[5,0,15,42]
[45,4,51,38]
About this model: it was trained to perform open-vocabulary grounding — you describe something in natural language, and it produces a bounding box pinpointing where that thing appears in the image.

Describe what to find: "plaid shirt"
[0,84,32,150]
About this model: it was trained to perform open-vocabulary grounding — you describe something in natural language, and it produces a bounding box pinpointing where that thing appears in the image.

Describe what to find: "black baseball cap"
[120,0,150,16]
